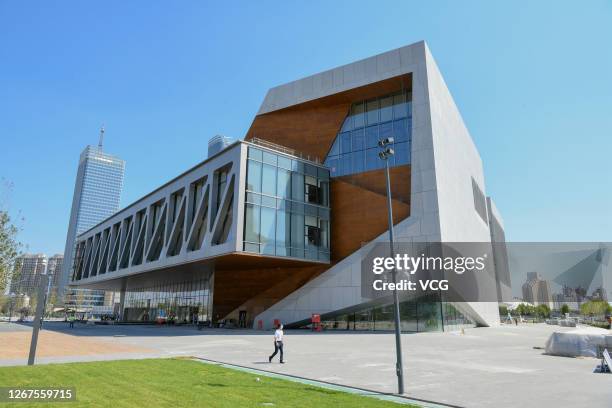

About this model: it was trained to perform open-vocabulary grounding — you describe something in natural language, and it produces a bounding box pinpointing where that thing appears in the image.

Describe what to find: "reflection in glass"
[247,160,262,192]
[262,164,277,196]
[324,90,412,177]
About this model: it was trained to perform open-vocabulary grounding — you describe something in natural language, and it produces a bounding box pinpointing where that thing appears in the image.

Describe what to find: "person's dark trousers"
[69,321,74,328]
[269,341,284,362]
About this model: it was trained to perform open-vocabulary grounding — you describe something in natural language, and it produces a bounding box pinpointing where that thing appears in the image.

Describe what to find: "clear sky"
[1,1,610,255]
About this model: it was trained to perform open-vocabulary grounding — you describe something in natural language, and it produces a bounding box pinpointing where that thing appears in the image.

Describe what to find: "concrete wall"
[70,143,244,287]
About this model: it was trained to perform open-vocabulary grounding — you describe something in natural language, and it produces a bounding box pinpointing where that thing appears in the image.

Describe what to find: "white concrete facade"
[254,41,502,329]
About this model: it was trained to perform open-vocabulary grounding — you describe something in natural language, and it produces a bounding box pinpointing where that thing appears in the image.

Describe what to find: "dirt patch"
[0,331,154,359]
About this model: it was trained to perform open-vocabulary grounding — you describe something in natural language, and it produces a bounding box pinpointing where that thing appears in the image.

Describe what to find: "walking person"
[68,314,75,328]
[268,324,284,363]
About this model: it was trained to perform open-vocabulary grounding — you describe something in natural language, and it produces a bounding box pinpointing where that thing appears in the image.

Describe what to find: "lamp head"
[378,147,395,160]
[378,137,394,147]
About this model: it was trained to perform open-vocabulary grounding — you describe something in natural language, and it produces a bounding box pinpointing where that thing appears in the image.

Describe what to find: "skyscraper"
[9,253,47,297]
[47,254,63,299]
[522,272,553,307]
[58,128,125,299]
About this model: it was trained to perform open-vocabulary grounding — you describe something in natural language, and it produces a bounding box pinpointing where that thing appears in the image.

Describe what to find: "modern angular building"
[69,41,507,331]
[59,129,125,301]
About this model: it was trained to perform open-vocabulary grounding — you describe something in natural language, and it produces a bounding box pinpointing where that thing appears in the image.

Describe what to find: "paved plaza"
[1,321,610,408]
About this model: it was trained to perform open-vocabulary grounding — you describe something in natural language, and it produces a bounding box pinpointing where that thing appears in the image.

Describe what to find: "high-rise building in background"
[9,253,47,297]
[47,254,63,300]
[58,127,125,306]
[522,272,553,308]
[207,134,233,158]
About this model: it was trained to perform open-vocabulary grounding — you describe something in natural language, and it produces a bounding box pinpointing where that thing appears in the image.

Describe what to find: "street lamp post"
[44,272,54,320]
[28,260,49,365]
[378,137,405,395]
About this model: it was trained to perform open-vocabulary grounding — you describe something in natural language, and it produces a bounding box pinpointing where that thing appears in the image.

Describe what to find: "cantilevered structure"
[70,41,508,330]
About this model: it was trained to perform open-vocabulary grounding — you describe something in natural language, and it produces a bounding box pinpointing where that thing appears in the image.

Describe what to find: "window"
[291,213,304,249]
[276,210,290,251]
[340,132,351,154]
[262,164,276,196]
[277,155,292,170]
[262,151,277,165]
[366,99,379,125]
[323,90,411,177]
[248,147,263,161]
[393,93,408,118]
[352,102,365,128]
[380,96,393,122]
[393,118,410,143]
[244,204,259,243]
[243,147,331,261]
[305,182,319,204]
[306,225,321,247]
[340,115,352,133]
[352,150,365,173]
[379,121,392,140]
[260,207,276,255]
[365,125,379,149]
[352,128,365,151]
[291,173,304,201]
[247,160,261,192]
[277,169,291,198]
[394,142,410,165]
[328,138,340,157]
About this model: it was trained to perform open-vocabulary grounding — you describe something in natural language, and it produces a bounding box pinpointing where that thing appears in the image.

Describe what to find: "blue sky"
[1,1,611,255]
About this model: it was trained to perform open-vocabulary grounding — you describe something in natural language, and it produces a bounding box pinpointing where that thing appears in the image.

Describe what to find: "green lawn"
[0,358,414,407]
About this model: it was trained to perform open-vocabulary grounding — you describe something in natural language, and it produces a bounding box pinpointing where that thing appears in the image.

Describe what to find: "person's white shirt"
[274,328,283,342]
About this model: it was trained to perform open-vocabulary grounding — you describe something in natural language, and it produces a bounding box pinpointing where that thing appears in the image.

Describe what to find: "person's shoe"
[280,361,285,364]
[268,356,272,363]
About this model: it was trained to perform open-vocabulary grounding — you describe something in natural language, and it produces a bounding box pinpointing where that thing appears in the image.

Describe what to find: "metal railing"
[249,137,322,164]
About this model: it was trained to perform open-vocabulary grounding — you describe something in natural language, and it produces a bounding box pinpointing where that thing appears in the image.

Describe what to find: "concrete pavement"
[1,322,610,408]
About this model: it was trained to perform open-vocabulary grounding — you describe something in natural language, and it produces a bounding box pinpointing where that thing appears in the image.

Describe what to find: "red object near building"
[257,319,263,330]
[273,318,280,328]
[311,314,321,332]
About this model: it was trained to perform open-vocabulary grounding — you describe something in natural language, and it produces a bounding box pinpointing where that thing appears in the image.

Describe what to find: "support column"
[118,279,127,322]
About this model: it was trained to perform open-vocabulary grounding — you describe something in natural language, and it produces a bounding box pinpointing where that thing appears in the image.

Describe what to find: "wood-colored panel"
[220,264,328,326]
[335,165,410,204]
[246,74,412,161]
[330,175,410,261]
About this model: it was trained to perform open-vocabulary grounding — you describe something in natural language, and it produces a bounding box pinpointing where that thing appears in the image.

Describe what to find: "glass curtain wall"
[324,90,412,177]
[299,294,475,333]
[244,147,331,262]
[123,278,212,323]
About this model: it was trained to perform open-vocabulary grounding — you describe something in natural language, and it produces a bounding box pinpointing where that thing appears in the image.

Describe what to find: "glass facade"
[61,145,125,297]
[64,287,106,310]
[123,278,212,323]
[324,90,412,177]
[297,295,475,333]
[243,147,331,262]
[75,147,125,234]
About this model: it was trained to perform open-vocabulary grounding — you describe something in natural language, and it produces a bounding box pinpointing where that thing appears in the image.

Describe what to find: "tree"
[0,179,23,294]
[0,210,22,293]
[580,300,610,317]
[499,305,508,317]
[560,304,570,315]
[536,304,551,318]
